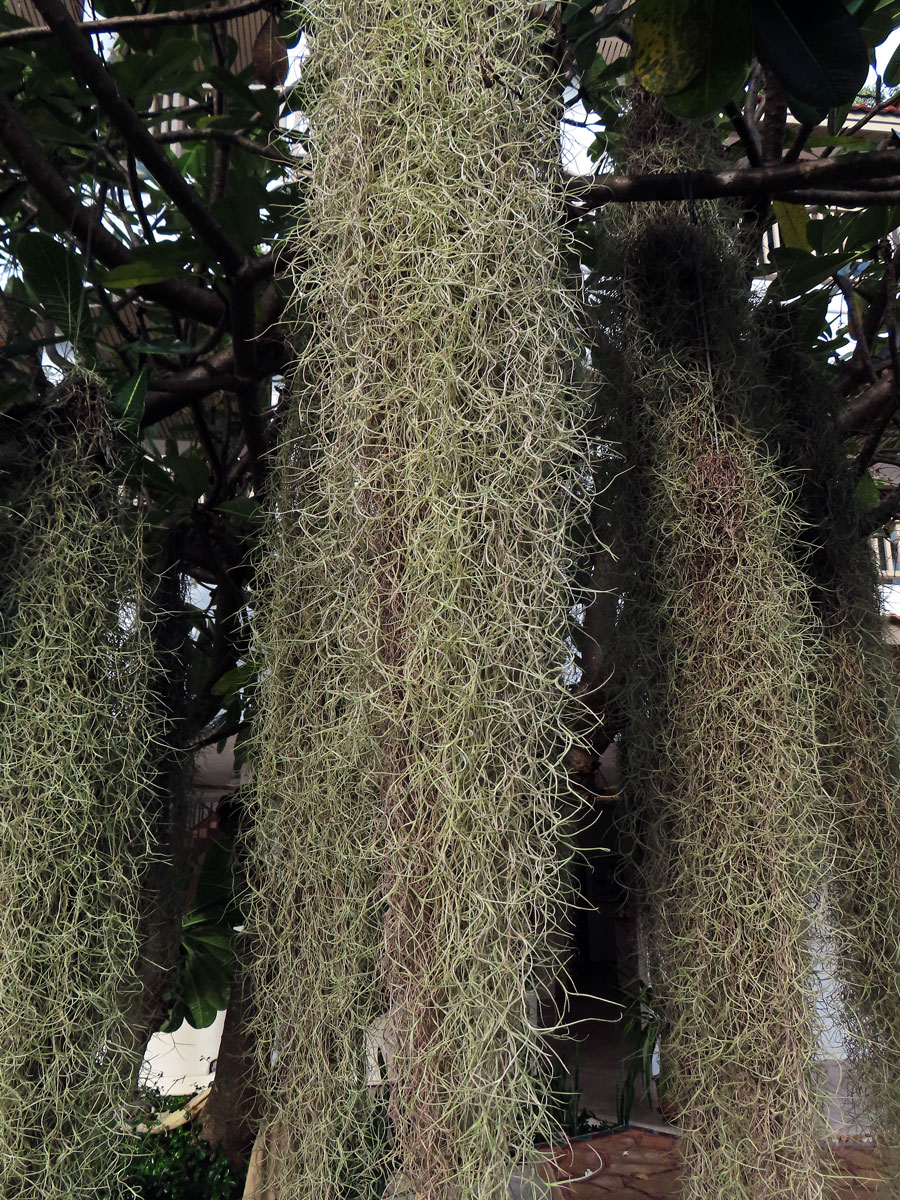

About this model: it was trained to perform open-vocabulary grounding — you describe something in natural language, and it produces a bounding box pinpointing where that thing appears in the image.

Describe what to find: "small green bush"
[119,1127,241,1200]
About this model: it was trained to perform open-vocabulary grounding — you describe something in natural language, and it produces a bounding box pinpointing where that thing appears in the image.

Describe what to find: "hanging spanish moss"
[764,329,900,1188]
[601,100,831,1198]
[0,385,160,1196]
[247,3,591,1198]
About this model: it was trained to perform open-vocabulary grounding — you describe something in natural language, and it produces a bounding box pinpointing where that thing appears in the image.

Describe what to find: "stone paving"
[539,1128,884,1199]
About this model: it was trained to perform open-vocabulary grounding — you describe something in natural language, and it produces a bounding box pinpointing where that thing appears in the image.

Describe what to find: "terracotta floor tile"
[542,1129,885,1199]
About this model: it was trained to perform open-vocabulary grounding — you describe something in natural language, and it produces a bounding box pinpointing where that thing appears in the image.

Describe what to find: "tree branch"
[834,272,877,384]
[228,273,280,491]
[0,91,224,325]
[0,0,270,46]
[155,127,288,163]
[859,484,900,536]
[857,244,900,475]
[826,94,900,156]
[143,331,288,425]
[760,75,787,165]
[837,374,896,438]
[31,0,248,276]
[725,101,762,168]
[571,147,900,209]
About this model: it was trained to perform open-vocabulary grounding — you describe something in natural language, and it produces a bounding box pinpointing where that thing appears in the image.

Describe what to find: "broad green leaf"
[858,472,880,510]
[663,0,751,117]
[191,839,240,921]
[841,204,900,255]
[111,370,147,437]
[768,246,854,299]
[215,497,263,522]
[166,453,209,501]
[211,660,259,697]
[884,40,900,85]
[784,91,832,126]
[15,232,93,354]
[807,204,900,256]
[828,103,855,137]
[752,0,869,114]
[563,0,601,27]
[131,336,194,356]
[180,959,228,1030]
[665,61,749,119]
[790,287,835,351]
[860,0,900,54]
[633,0,708,95]
[773,201,812,251]
[102,261,180,290]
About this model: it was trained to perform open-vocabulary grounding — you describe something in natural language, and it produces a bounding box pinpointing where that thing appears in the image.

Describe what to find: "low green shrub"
[112,1092,243,1200]
[121,1126,241,1200]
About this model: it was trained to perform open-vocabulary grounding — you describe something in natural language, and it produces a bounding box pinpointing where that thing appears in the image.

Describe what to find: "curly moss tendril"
[0,387,161,1197]
[602,100,832,1199]
[247,3,593,1198]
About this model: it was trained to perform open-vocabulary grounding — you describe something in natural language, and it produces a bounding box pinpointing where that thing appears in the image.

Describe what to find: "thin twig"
[834,272,878,385]
[154,127,288,163]
[783,123,814,165]
[826,94,900,157]
[725,102,762,168]
[0,0,270,46]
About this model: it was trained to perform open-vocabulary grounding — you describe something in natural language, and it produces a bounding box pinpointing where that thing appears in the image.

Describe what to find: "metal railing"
[872,531,900,581]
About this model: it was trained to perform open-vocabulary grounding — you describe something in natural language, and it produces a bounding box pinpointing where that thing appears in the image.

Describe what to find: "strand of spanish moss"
[601,100,832,1199]
[247,4,592,1198]
[763,329,900,1190]
[0,390,161,1196]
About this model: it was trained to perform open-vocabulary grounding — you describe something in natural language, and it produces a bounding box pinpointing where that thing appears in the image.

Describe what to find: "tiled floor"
[540,1129,883,1199]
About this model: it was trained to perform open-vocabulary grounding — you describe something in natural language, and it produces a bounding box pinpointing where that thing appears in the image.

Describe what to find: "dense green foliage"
[121,1126,241,1200]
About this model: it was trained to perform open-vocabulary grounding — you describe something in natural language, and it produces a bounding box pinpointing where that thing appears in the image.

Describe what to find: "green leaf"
[884,40,900,86]
[180,962,228,1030]
[858,472,880,510]
[211,660,259,697]
[633,0,708,95]
[773,201,812,250]
[783,91,831,126]
[768,246,854,299]
[845,0,889,19]
[102,260,180,290]
[191,839,241,921]
[859,0,900,54]
[840,204,900,255]
[563,0,601,27]
[215,497,263,522]
[131,336,195,356]
[662,0,752,117]
[165,453,209,501]
[15,232,93,353]
[111,370,147,436]
[751,0,870,114]
[790,286,835,350]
